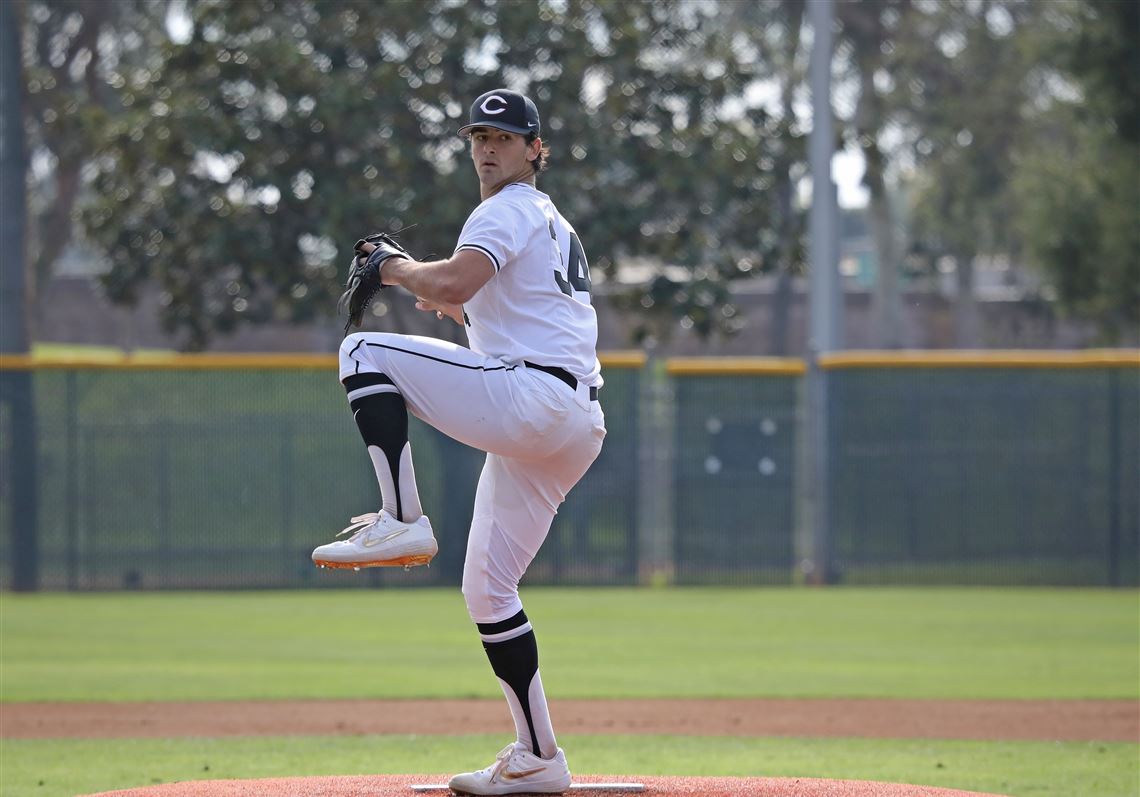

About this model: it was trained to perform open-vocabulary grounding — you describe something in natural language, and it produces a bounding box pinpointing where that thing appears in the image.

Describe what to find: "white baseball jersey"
[454,183,602,388]
[338,181,607,628]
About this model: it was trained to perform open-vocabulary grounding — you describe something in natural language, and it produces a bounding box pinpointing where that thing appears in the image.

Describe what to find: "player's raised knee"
[338,332,368,362]
[461,572,523,625]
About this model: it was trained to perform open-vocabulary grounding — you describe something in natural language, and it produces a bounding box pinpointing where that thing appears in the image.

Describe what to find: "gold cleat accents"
[313,553,434,570]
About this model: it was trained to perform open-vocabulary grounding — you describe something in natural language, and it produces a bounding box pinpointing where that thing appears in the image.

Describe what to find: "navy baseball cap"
[457,89,541,137]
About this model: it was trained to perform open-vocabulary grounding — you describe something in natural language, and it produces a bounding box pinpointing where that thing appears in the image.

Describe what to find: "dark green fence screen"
[0,360,640,590]
[671,367,800,585]
[828,365,1138,586]
[2,353,1135,590]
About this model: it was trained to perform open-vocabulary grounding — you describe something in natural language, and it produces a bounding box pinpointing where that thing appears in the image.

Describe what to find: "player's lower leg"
[448,608,569,795]
[479,608,558,759]
[344,372,423,521]
[311,372,435,569]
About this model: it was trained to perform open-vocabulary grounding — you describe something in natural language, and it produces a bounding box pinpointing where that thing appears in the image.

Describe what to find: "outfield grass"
[1,734,1136,797]
[2,588,1137,702]
[2,588,1136,797]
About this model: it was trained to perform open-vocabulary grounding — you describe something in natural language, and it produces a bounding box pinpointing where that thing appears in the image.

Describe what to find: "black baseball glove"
[337,232,413,334]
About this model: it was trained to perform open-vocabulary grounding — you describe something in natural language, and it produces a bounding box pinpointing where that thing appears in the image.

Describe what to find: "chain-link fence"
[1,353,1136,590]
[827,364,1138,585]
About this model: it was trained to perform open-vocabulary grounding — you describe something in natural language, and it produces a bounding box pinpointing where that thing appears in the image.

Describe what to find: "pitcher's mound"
[83,774,1010,797]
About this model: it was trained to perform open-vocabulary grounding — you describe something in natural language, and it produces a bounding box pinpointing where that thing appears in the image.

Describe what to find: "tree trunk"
[953,253,981,347]
[857,86,902,348]
[866,168,902,349]
[1,0,28,349]
[768,0,804,356]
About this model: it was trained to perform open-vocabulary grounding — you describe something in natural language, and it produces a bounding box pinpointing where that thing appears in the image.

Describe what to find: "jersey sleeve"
[454,197,527,273]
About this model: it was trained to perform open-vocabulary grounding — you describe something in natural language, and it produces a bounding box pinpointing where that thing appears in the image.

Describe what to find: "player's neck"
[481,169,536,201]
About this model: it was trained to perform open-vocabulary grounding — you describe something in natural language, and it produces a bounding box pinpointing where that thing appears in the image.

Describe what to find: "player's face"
[469,128,540,190]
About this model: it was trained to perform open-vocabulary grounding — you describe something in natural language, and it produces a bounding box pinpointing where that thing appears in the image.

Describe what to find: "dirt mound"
[82,774,1010,797]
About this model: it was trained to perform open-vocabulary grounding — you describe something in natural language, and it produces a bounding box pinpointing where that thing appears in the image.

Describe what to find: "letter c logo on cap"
[480,95,508,115]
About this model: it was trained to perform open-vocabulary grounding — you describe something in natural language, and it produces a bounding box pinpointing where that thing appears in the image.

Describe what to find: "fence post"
[800,0,839,585]
[3,372,38,591]
[623,365,641,582]
[280,421,294,586]
[157,420,172,587]
[1,0,37,591]
[1107,368,1121,587]
[66,371,79,590]
[637,357,675,584]
[799,361,833,585]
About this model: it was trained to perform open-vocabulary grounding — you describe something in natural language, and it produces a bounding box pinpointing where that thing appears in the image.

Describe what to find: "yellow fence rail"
[819,349,1140,370]
[665,357,807,376]
[0,350,650,371]
[1,349,1136,373]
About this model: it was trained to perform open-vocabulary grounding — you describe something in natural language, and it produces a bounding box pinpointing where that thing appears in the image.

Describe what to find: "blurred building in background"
[33,236,1124,356]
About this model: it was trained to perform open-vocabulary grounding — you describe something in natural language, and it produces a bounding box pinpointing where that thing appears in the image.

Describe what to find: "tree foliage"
[70,0,790,348]
[21,0,172,306]
[22,0,1137,348]
[869,0,1137,342]
[1009,0,1140,336]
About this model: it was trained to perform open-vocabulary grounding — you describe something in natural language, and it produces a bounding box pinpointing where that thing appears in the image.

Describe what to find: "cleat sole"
[313,553,435,570]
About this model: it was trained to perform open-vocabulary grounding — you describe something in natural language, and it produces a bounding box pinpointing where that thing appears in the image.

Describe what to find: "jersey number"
[554,233,591,296]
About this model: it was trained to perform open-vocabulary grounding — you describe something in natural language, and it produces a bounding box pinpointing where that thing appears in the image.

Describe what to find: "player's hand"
[415,297,463,325]
[338,232,414,334]
[354,237,408,285]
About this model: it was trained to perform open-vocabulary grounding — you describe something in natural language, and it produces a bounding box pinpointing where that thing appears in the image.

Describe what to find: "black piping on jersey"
[456,243,500,271]
[346,337,520,376]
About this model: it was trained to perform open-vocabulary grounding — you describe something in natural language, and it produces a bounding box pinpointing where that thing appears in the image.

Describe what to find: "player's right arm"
[357,245,494,306]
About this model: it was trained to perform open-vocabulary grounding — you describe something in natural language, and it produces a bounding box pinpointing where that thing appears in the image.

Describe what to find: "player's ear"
[527,137,541,162]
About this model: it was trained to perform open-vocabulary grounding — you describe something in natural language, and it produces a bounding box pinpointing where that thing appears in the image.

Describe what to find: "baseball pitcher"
[312,89,606,795]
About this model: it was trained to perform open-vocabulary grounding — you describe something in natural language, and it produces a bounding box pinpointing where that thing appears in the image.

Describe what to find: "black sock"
[478,609,556,758]
[343,373,421,522]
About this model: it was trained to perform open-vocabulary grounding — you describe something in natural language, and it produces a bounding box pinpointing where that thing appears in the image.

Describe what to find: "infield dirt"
[4,697,1136,741]
[15,697,1134,797]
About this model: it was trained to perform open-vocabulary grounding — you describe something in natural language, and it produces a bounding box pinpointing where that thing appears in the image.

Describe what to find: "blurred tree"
[837,0,1044,348]
[753,0,807,356]
[74,0,789,349]
[854,0,1136,345]
[1009,0,1139,339]
[836,0,911,349]
[1067,0,1139,146]
[24,0,1136,350]
[898,0,1040,347]
[20,0,175,325]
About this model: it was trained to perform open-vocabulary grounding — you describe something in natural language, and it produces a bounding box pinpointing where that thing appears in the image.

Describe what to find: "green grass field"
[1,587,1137,797]
[3,735,1136,797]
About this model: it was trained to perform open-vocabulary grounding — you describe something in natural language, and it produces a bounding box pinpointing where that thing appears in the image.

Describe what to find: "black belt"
[524,361,599,401]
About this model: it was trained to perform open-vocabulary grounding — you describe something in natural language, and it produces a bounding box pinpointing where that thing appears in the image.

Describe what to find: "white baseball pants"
[339,332,606,623]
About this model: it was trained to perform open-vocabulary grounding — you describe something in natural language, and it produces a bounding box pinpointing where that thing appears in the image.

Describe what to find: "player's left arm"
[360,245,494,306]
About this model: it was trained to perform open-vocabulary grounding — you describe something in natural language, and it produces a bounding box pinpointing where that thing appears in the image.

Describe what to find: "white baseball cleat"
[448,743,572,795]
[311,511,437,570]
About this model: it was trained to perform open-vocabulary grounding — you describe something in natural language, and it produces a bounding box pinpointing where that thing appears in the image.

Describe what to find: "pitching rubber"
[411,785,645,793]
[81,774,1013,796]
